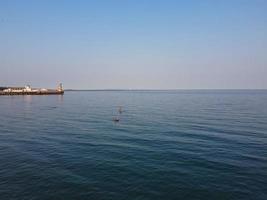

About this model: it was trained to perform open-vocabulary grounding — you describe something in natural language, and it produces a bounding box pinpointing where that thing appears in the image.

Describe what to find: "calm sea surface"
[0,90,267,200]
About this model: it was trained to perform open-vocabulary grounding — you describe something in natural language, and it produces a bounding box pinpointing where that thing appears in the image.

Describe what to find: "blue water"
[0,90,267,200]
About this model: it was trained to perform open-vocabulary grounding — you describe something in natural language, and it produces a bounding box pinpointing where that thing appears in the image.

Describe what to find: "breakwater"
[0,84,64,95]
[0,90,64,95]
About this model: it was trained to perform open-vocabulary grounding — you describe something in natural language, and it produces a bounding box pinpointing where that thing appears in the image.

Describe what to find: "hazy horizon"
[1,0,267,90]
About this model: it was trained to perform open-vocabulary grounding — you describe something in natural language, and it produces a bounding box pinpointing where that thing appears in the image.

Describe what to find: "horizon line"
[65,88,267,91]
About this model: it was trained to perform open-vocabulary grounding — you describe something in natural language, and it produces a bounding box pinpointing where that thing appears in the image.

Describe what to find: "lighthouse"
[57,83,63,92]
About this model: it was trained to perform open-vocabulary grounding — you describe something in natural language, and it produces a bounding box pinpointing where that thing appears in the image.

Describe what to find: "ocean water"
[0,90,266,200]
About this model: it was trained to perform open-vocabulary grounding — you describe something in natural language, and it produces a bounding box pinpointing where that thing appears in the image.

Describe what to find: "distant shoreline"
[65,89,267,92]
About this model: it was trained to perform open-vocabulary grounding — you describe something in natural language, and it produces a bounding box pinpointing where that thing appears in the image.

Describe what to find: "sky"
[0,0,266,89]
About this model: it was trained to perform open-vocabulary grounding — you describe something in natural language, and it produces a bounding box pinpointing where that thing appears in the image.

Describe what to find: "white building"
[23,85,32,92]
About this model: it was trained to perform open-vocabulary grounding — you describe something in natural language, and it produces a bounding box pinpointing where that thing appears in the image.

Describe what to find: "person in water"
[113,117,120,122]
[113,106,123,122]
[118,106,123,114]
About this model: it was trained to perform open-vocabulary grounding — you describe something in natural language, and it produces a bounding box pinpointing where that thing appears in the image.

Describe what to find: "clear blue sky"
[1,0,266,89]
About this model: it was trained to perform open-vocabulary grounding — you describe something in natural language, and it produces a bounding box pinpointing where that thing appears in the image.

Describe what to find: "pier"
[0,84,64,95]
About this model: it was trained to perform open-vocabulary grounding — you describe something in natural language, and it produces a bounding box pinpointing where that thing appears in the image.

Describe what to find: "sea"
[0,90,266,200]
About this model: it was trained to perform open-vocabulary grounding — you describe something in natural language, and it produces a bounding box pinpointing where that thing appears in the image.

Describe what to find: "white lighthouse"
[57,83,63,92]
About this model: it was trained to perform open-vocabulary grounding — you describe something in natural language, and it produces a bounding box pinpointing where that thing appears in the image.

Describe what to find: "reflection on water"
[23,95,32,104]
[57,94,64,103]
